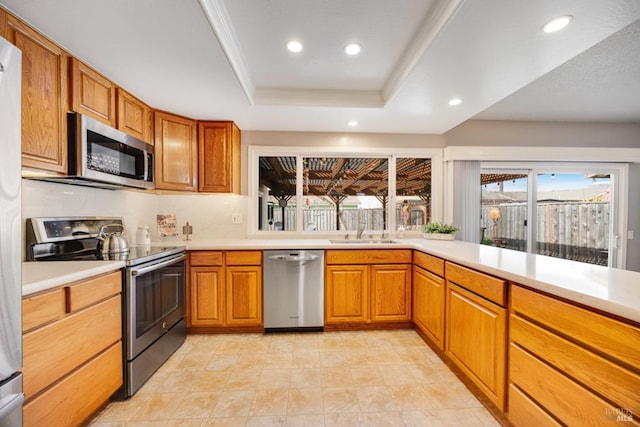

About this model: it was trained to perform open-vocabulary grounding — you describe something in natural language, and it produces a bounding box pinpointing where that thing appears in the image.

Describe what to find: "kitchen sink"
[329,239,399,244]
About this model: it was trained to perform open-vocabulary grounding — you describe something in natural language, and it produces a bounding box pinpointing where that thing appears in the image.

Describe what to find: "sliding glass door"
[480,170,528,251]
[480,164,621,267]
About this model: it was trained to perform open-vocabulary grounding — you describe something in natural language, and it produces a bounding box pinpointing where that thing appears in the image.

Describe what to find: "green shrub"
[421,221,459,234]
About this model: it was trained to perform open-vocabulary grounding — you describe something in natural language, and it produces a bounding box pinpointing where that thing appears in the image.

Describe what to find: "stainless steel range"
[26,217,187,399]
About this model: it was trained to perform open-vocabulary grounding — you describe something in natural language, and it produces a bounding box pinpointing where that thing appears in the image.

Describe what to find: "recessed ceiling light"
[448,98,462,106]
[542,15,573,33]
[348,120,358,127]
[286,40,303,53]
[344,43,361,56]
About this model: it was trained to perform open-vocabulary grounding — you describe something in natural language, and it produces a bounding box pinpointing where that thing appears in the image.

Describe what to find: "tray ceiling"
[1,0,638,133]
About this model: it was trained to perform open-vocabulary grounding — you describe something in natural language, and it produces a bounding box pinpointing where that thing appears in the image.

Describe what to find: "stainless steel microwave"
[65,112,154,189]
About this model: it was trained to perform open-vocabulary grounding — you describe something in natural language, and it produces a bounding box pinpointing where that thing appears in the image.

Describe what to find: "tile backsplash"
[21,180,248,251]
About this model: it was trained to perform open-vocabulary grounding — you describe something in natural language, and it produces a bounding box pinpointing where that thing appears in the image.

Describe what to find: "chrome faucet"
[356,223,365,239]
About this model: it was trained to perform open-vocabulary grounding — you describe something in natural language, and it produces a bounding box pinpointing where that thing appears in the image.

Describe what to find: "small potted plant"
[421,221,459,240]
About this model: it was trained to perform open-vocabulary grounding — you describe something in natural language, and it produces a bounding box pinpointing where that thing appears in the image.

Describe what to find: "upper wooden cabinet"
[154,111,198,191]
[198,121,241,193]
[5,15,68,174]
[116,88,153,144]
[70,57,116,127]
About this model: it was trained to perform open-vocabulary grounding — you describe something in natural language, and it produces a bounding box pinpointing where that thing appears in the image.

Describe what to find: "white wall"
[627,164,640,272]
[21,180,249,249]
[445,120,640,148]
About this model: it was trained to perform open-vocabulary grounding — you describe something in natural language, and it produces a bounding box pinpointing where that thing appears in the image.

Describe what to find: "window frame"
[248,146,444,238]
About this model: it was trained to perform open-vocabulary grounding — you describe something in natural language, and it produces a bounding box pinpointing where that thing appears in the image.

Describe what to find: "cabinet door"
[225,266,262,326]
[70,58,116,127]
[445,282,507,411]
[116,88,152,143]
[412,265,445,350]
[6,16,68,173]
[189,266,224,327]
[370,264,411,322]
[154,111,197,191]
[198,121,240,193]
[325,265,369,324]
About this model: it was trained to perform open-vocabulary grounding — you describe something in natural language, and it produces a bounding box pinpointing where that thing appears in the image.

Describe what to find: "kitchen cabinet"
[198,121,241,193]
[325,249,412,329]
[154,111,198,191]
[188,250,263,332]
[445,262,507,412]
[22,270,123,427]
[412,251,445,350]
[325,264,369,324]
[116,87,153,144]
[508,285,640,426]
[70,57,116,127]
[5,14,68,174]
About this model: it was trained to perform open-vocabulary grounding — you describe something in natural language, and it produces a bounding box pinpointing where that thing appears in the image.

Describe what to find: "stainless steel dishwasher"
[263,250,324,332]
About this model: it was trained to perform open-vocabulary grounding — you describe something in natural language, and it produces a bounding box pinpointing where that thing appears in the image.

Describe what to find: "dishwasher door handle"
[267,254,319,262]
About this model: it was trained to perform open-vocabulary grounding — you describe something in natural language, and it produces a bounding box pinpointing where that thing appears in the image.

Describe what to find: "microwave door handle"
[130,254,186,276]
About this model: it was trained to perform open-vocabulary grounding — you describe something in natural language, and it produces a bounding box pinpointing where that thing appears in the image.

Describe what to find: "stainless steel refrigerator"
[0,35,24,426]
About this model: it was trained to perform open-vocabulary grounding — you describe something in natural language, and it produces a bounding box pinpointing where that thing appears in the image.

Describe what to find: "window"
[249,147,443,236]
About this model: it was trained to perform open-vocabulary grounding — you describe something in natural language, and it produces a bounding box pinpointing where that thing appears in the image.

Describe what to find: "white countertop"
[186,238,640,324]
[21,238,640,324]
[22,261,125,296]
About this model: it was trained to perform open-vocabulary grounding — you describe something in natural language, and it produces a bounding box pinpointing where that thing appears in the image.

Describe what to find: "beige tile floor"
[89,329,501,426]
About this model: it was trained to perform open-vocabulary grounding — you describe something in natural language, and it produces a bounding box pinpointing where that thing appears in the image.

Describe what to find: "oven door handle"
[130,253,186,276]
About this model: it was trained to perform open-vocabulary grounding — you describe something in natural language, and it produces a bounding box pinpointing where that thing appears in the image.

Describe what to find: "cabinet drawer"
[510,314,640,413]
[508,384,562,427]
[326,249,412,265]
[23,296,121,398]
[190,251,224,266]
[413,251,444,277]
[226,250,262,266]
[67,271,121,312]
[24,342,123,427]
[22,288,66,332]
[445,262,506,306]
[511,285,640,369]
[509,343,636,426]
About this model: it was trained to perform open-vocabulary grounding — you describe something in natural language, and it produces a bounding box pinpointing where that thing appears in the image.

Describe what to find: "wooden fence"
[481,202,609,265]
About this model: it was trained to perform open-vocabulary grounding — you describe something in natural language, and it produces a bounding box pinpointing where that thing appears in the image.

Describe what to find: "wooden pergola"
[259,156,432,229]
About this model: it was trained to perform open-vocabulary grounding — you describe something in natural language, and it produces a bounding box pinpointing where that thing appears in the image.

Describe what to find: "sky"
[484,173,611,193]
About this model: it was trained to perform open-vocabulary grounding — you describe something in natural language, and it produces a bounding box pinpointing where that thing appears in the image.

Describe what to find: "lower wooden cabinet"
[23,342,122,427]
[325,250,412,329]
[445,262,507,412]
[22,270,123,427]
[325,265,369,324]
[508,285,640,426]
[188,250,263,332]
[412,251,446,350]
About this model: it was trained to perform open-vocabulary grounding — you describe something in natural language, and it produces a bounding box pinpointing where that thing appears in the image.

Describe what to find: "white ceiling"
[1,0,639,134]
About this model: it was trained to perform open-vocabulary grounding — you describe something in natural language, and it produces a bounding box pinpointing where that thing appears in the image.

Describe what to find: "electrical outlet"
[231,213,242,224]
[628,230,634,240]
